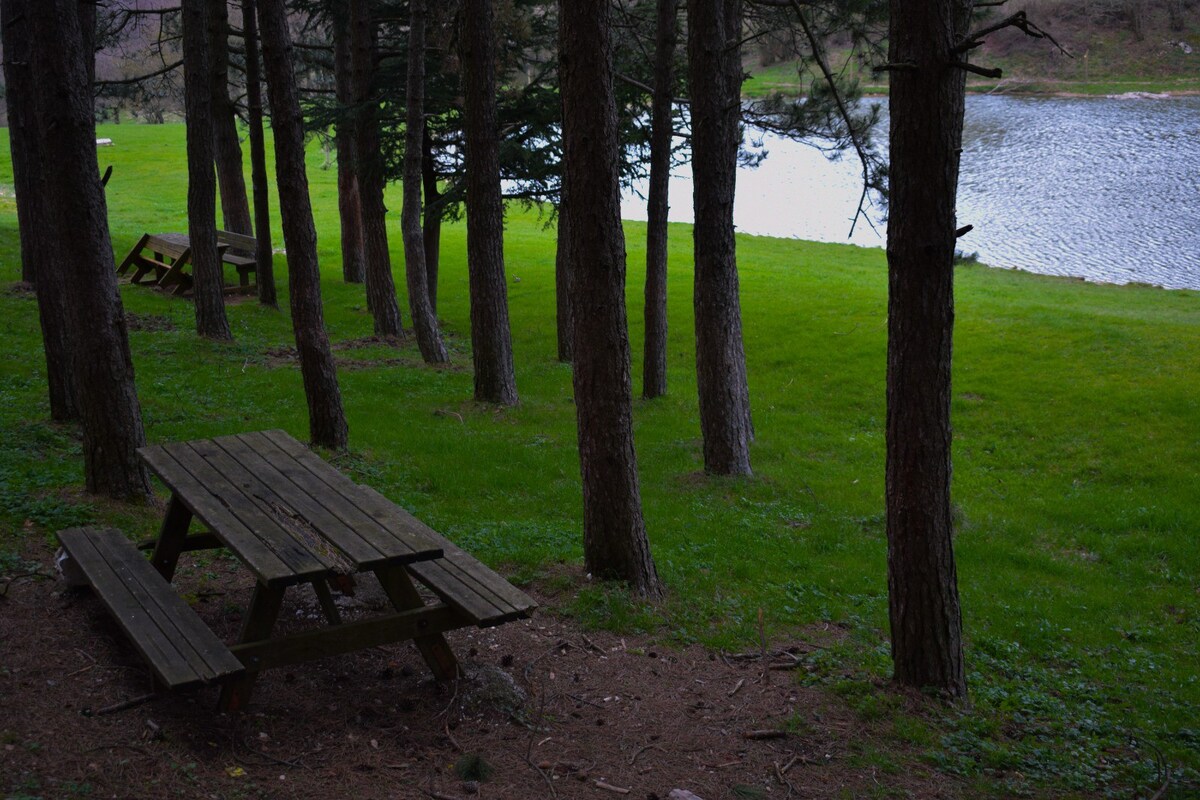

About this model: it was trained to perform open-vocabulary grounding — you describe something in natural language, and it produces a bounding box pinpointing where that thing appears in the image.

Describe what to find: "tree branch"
[950,61,1003,78]
[95,59,183,87]
[787,0,878,237]
[953,11,1070,57]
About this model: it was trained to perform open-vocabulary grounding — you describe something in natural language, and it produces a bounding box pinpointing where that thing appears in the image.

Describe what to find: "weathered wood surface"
[360,485,536,627]
[56,526,243,688]
[117,231,257,290]
[139,430,443,586]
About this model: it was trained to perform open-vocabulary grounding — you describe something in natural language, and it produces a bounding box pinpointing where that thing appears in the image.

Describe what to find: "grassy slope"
[744,3,1200,97]
[1,124,1198,796]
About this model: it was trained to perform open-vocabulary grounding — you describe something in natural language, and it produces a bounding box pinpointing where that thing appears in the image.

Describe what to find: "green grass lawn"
[1,123,1198,797]
[742,61,1200,98]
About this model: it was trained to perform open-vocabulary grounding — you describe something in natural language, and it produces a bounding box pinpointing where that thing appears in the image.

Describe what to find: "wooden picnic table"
[116,230,259,295]
[57,430,536,711]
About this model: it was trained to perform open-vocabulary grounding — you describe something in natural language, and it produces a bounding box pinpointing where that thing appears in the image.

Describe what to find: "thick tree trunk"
[559,0,663,599]
[643,0,678,399]
[333,9,366,284]
[27,0,150,499]
[687,0,752,475]
[460,0,519,405]
[240,0,276,308]
[884,0,969,699]
[349,0,403,336]
[182,0,233,340]
[209,0,253,235]
[258,0,349,450]
[554,176,573,363]
[400,0,449,364]
[421,126,441,316]
[2,0,77,420]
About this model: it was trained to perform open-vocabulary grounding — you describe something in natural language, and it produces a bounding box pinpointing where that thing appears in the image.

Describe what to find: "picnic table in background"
[116,230,259,295]
[57,430,536,711]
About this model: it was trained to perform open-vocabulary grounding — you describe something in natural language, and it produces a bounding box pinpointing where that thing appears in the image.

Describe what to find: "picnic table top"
[139,430,445,587]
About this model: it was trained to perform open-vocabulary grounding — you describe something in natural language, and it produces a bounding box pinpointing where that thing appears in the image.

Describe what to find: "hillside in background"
[978,0,1199,90]
[747,0,1200,96]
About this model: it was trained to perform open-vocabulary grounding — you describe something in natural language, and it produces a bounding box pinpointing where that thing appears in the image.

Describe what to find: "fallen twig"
[775,759,797,799]
[728,678,746,697]
[96,692,156,716]
[443,719,463,752]
[594,780,630,794]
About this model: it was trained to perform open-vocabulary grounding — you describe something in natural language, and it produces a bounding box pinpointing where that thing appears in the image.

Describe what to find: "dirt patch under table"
[0,550,961,800]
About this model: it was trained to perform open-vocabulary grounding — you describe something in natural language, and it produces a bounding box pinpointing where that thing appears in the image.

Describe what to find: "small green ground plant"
[0,124,1197,797]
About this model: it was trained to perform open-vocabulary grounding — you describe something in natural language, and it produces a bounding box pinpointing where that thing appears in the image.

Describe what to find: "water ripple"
[621,95,1200,289]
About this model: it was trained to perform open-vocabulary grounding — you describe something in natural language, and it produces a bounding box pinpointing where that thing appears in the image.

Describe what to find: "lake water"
[620,94,1200,290]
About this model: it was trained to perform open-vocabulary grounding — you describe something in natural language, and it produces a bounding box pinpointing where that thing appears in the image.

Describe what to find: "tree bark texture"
[884,0,970,699]
[77,0,96,90]
[349,0,403,336]
[258,0,349,450]
[460,0,519,405]
[554,174,573,363]
[643,0,678,399]
[2,0,38,290]
[2,0,77,420]
[182,0,233,340]
[333,8,366,284]
[208,0,252,236]
[687,0,752,476]
[240,0,277,307]
[400,0,449,364]
[27,0,151,499]
[559,0,663,599]
[421,126,442,315]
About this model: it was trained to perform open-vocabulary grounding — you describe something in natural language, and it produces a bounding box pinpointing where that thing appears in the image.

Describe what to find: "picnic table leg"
[373,566,461,682]
[312,580,343,625]
[150,494,193,581]
[220,582,286,712]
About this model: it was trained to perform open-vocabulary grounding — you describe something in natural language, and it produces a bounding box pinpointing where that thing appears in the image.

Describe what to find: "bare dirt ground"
[0,548,961,800]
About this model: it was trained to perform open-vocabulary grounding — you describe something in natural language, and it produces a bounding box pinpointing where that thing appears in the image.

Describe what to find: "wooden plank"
[140,443,325,586]
[230,604,465,672]
[257,430,443,563]
[357,487,534,624]
[211,433,381,568]
[136,532,222,553]
[216,230,258,253]
[177,439,337,581]
[57,527,242,688]
[145,233,190,260]
[116,233,150,276]
[130,254,173,285]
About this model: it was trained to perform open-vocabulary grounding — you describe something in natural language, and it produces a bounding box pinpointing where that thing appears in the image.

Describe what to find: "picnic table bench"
[116,230,259,296]
[57,430,536,710]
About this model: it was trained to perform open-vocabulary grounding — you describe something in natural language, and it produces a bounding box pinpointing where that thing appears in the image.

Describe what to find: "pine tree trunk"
[240,0,276,308]
[421,126,441,316]
[461,0,519,406]
[884,0,969,699]
[333,9,366,284]
[2,0,77,420]
[560,0,663,599]
[258,0,349,450]
[400,0,448,364]
[27,0,150,499]
[687,0,752,476]
[643,0,677,399]
[209,0,253,235]
[182,0,233,340]
[554,175,573,363]
[349,0,403,337]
